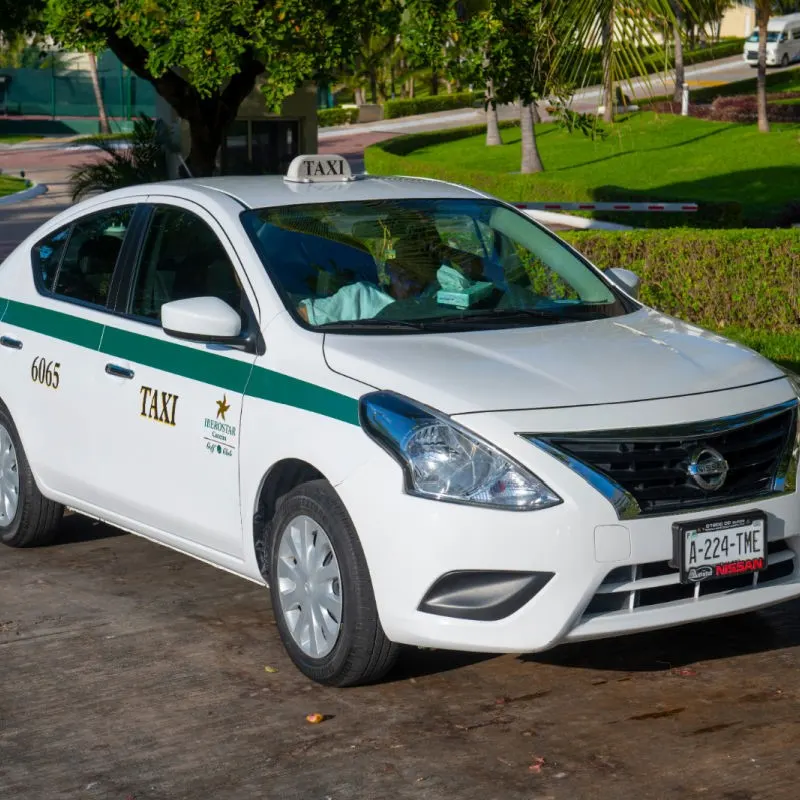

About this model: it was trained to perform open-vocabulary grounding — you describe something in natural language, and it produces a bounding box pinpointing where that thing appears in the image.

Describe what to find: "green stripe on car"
[1,298,360,425]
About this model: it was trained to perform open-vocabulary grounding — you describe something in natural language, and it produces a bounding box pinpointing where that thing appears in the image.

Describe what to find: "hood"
[323,308,784,414]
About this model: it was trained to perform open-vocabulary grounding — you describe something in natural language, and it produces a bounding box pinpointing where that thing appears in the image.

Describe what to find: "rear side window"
[34,206,135,307]
[131,206,243,320]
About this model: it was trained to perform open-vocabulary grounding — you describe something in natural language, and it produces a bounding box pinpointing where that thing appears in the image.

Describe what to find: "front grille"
[582,538,797,619]
[534,402,797,517]
[747,50,758,60]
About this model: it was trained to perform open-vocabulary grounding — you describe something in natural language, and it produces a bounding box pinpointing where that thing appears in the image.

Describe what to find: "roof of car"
[156,174,485,209]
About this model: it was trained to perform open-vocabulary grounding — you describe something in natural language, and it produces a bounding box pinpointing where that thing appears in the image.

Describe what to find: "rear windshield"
[241,198,636,334]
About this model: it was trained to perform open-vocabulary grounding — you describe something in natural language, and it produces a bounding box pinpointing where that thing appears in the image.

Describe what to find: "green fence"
[0,51,158,120]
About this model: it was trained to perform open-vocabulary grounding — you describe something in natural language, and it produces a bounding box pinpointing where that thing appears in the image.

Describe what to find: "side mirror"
[604,267,641,300]
[161,297,243,345]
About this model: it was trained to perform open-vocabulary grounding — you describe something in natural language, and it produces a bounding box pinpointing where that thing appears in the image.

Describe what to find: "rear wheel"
[268,479,398,686]
[0,407,63,548]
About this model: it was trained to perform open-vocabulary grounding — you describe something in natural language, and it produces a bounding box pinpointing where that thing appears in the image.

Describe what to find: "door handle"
[105,363,135,379]
[0,336,22,350]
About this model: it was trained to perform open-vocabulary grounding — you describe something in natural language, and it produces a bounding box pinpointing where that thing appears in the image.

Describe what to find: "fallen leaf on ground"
[264,666,278,674]
[529,756,546,774]
[306,713,325,724]
[673,668,697,677]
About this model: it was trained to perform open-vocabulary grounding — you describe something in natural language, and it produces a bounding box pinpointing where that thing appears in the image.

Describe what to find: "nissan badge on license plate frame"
[672,511,767,584]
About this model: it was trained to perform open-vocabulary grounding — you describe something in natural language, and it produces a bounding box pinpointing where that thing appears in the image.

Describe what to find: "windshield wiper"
[317,318,430,331]
[430,308,593,326]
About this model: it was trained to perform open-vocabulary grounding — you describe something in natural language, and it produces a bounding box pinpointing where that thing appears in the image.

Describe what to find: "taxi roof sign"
[284,154,354,183]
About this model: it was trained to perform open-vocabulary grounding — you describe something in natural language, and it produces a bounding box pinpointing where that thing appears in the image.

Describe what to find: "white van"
[744,13,800,67]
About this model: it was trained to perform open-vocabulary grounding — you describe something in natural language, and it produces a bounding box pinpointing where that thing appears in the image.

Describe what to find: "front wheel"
[782,54,790,67]
[0,407,63,547]
[268,479,399,686]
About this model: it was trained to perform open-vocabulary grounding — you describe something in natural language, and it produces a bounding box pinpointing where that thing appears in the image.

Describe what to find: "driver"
[296,212,485,326]
[297,254,429,325]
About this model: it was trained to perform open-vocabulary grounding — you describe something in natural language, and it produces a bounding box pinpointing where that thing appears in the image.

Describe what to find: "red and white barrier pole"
[514,201,699,213]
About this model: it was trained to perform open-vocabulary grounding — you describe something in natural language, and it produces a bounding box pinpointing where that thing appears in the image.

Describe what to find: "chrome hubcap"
[277,515,342,658]
[0,424,19,528]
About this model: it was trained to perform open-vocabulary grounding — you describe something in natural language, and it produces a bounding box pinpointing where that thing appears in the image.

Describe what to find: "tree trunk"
[485,81,501,146]
[672,2,685,104]
[757,5,770,133]
[431,67,439,95]
[409,75,415,98]
[520,102,543,174]
[369,70,378,104]
[602,3,615,123]
[87,52,111,134]
[186,118,225,177]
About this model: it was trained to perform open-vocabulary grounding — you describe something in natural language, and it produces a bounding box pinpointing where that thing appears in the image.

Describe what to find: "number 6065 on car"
[30,357,60,389]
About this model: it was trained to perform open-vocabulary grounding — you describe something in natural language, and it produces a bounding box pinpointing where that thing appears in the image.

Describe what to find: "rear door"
[0,202,144,504]
[89,199,260,558]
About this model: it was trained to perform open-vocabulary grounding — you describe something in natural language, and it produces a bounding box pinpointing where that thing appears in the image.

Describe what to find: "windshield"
[747,31,783,42]
[241,198,635,333]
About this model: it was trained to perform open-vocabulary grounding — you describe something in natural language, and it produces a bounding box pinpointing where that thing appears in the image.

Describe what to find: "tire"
[782,54,790,67]
[0,406,63,548]
[268,479,398,686]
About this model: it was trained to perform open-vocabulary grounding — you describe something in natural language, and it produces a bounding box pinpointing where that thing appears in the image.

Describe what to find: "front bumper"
[337,382,800,653]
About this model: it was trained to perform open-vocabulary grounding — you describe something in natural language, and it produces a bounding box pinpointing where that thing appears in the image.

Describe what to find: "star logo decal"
[216,394,231,421]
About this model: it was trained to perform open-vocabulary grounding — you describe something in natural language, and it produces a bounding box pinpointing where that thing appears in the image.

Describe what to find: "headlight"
[360,392,561,511]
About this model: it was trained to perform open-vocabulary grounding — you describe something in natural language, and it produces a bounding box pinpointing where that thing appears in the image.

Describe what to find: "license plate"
[673,512,767,584]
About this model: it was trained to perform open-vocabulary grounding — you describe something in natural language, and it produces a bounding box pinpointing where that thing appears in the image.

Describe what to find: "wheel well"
[253,459,324,580]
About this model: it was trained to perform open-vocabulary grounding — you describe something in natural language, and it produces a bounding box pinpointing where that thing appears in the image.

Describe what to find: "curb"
[0,181,48,206]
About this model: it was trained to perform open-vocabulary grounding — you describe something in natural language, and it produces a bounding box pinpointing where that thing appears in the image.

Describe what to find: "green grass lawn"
[0,174,28,198]
[0,135,42,145]
[398,112,800,224]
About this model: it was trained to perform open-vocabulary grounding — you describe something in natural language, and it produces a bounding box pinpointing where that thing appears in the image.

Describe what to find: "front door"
[92,201,259,559]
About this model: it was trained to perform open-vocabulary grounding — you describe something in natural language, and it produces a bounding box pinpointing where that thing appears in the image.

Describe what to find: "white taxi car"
[1,155,798,686]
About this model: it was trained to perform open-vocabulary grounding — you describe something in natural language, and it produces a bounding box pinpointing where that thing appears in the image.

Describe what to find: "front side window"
[242,199,634,333]
[131,207,244,320]
[35,206,134,307]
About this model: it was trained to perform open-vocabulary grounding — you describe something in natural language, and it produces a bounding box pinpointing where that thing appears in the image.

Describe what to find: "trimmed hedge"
[562,229,800,334]
[318,107,360,127]
[364,129,742,228]
[383,91,483,120]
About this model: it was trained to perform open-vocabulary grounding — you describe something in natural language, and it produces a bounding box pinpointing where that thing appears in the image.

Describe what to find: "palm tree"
[87,52,111,135]
[755,0,771,133]
[670,0,685,104]
[567,0,681,122]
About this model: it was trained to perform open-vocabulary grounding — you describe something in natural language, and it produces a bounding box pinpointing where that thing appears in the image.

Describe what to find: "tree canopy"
[46,0,388,173]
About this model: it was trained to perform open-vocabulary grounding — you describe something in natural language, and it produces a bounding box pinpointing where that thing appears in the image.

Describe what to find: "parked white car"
[1,155,798,686]
[743,13,800,67]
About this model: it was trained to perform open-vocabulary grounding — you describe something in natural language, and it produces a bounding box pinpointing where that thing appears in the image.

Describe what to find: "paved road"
[0,149,76,261]
[2,517,800,800]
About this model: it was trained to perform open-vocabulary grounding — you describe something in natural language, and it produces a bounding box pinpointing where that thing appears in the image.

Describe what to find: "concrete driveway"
[2,515,800,800]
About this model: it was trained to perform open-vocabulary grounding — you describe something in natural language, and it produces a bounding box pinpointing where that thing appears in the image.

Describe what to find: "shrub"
[68,114,174,202]
[645,93,800,123]
[383,91,483,120]
[318,107,360,127]
[562,229,800,333]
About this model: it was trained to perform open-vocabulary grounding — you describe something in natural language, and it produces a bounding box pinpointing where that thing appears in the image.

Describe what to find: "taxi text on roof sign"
[284,154,354,183]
